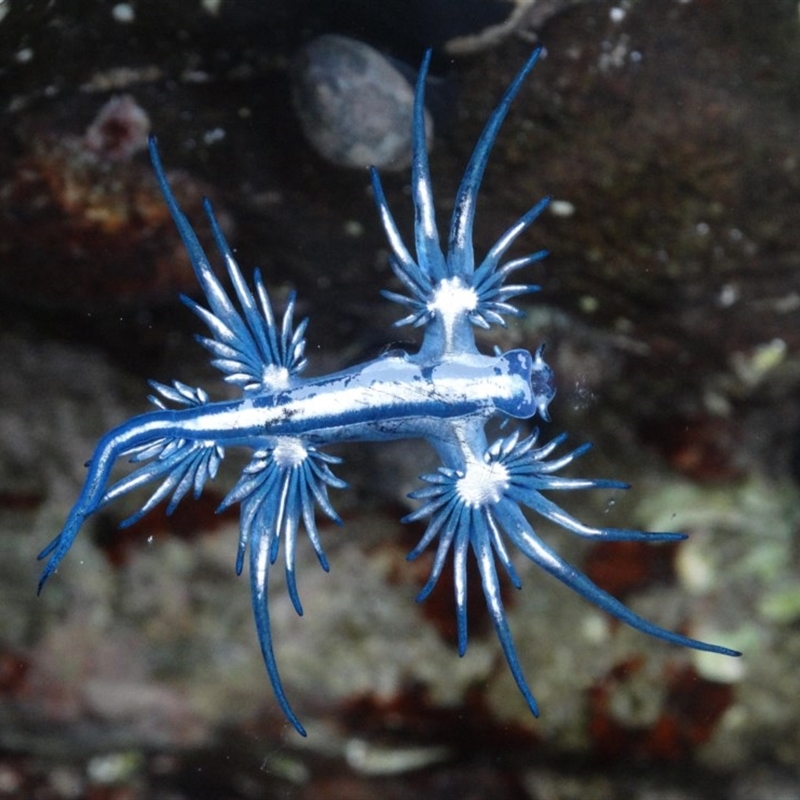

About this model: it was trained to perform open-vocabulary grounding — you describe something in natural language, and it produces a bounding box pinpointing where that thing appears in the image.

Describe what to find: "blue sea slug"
[38,47,739,736]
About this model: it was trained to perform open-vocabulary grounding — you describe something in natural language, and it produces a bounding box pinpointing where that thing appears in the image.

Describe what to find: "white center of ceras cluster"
[456,458,509,507]
[272,437,308,469]
[261,364,292,390]
[428,277,478,329]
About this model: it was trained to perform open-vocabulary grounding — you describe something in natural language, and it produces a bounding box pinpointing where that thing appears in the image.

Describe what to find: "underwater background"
[1,0,799,797]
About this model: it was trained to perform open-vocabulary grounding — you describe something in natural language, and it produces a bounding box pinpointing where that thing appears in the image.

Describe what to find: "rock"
[291,35,433,171]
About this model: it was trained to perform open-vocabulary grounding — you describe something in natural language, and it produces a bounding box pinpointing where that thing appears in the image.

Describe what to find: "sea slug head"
[530,344,555,421]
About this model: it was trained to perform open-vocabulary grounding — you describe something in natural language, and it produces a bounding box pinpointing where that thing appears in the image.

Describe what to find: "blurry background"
[1,0,799,797]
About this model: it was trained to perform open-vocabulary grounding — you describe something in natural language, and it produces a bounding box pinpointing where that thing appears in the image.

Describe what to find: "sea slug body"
[38,47,739,736]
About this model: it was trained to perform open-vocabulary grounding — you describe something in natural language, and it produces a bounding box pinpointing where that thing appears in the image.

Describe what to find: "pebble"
[291,34,432,171]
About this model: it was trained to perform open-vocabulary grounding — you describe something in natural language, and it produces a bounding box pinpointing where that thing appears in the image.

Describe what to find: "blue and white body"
[38,47,738,736]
